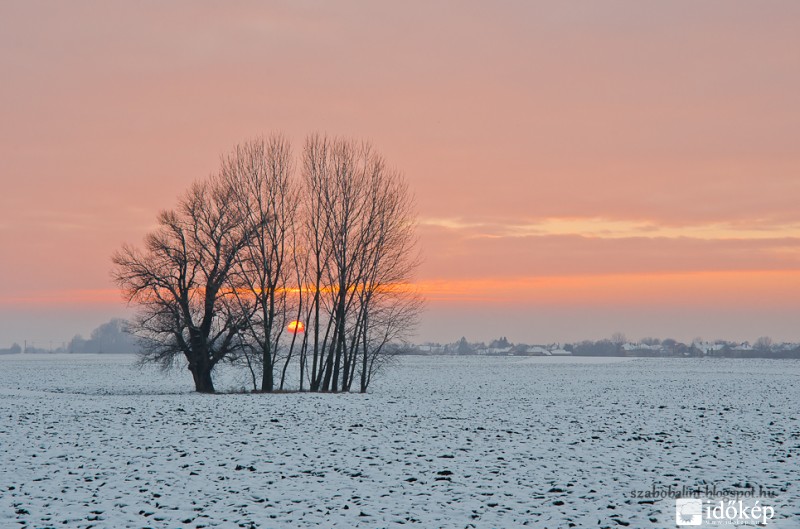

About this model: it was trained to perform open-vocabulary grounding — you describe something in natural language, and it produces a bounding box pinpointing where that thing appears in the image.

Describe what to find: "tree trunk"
[260,299,275,392]
[261,354,274,392]
[261,293,276,392]
[313,314,335,391]
[360,320,369,393]
[331,301,346,392]
[310,279,321,390]
[189,363,215,393]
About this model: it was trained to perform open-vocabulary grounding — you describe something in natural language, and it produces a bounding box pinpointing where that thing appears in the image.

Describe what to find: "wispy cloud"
[419,217,487,230]
[422,216,800,241]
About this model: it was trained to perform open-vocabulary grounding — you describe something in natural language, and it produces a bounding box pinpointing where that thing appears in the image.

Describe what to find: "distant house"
[525,346,549,356]
[548,348,572,356]
[693,342,725,355]
[487,346,513,356]
[729,342,756,357]
[621,343,663,356]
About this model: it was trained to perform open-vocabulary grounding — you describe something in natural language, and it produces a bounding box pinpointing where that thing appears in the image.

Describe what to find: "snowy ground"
[0,354,797,528]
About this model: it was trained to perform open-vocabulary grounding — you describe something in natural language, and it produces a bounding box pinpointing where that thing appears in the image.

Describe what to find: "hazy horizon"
[2,2,799,347]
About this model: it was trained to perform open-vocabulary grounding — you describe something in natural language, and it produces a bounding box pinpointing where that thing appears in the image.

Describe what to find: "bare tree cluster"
[113,134,421,393]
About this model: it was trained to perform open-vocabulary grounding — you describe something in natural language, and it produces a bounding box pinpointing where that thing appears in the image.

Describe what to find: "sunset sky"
[2,1,799,347]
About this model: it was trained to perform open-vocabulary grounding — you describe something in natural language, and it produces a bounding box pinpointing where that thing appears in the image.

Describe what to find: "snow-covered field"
[0,354,797,528]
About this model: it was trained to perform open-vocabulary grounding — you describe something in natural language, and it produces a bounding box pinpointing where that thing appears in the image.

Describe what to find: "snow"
[1,354,798,528]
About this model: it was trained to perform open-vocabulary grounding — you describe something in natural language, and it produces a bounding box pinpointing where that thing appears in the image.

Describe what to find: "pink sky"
[2,1,799,347]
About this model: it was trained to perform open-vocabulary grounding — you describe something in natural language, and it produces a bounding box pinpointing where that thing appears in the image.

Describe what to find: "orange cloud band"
[416,269,800,308]
[3,270,798,311]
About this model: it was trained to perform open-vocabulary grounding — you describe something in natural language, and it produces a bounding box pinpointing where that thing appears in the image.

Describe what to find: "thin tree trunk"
[310,278,321,390]
[245,352,258,392]
[261,293,275,392]
[316,313,336,391]
[331,293,346,392]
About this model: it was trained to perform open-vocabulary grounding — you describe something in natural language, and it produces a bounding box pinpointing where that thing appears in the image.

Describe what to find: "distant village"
[405,335,800,359]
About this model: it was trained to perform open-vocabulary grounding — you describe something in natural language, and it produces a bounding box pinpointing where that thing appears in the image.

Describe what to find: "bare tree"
[113,133,420,394]
[112,175,261,393]
[301,134,336,391]
[611,332,627,346]
[754,336,773,352]
[357,287,423,392]
[222,136,299,392]
[302,136,421,392]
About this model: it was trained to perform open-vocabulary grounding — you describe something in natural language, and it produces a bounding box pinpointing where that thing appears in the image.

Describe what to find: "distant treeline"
[7,328,800,359]
[568,338,800,358]
[68,319,139,354]
[0,343,22,355]
[0,319,140,355]
[407,335,800,359]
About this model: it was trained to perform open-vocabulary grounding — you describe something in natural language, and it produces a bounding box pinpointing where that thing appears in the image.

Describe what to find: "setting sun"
[287,320,305,334]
